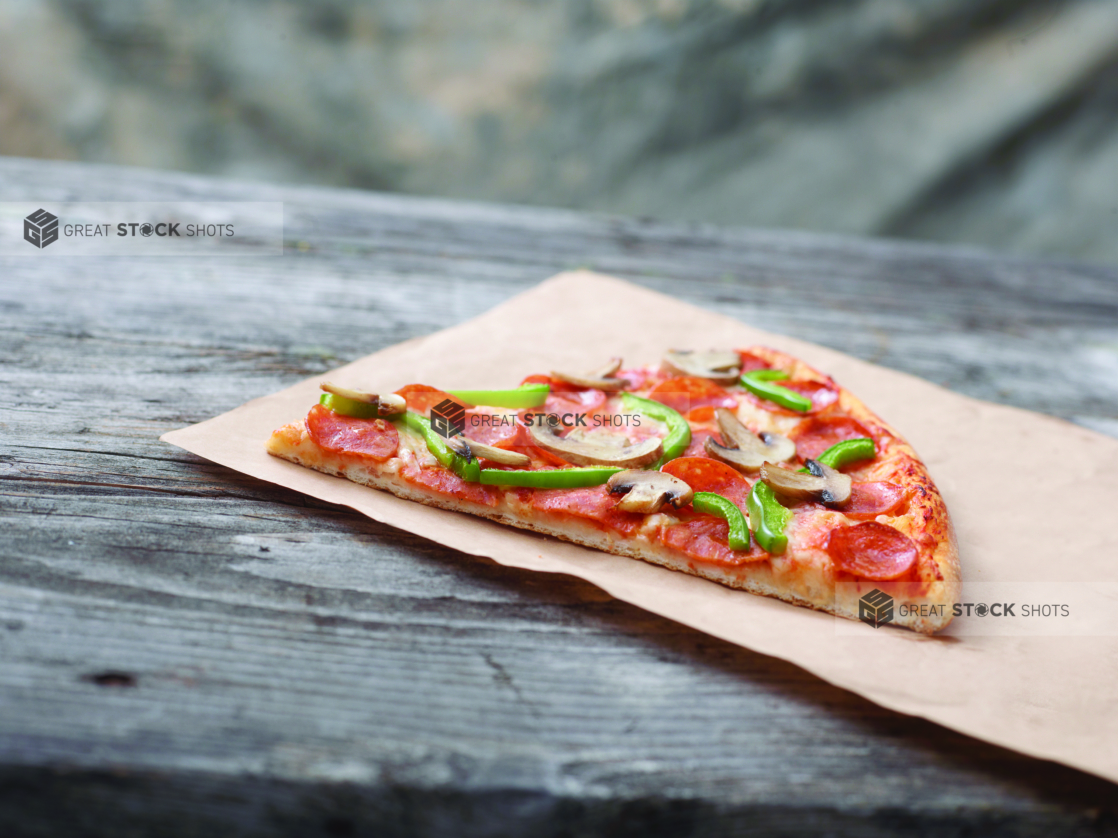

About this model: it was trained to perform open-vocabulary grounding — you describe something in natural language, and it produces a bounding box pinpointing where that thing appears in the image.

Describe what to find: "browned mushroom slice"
[319,383,406,415]
[375,393,407,415]
[759,460,852,505]
[661,350,741,383]
[551,357,627,390]
[607,470,694,514]
[528,422,662,468]
[703,408,796,472]
[445,436,530,467]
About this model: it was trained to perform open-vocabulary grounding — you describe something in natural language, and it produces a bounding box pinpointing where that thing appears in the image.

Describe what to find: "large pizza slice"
[266,347,960,632]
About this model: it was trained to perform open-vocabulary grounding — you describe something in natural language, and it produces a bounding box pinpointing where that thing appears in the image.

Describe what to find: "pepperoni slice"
[648,376,738,414]
[826,522,917,580]
[400,460,498,506]
[305,404,399,461]
[681,430,716,459]
[840,482,909,521]
[660,517,767,565]
[661,457,751,507]
[735,351,771,372]
[791,416,874,461]
[530,486,643,536]
[395,384,457,415]
[687,405,718,422]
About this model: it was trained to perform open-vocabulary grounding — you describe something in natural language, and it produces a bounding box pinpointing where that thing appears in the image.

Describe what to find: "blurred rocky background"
[1,0,1116,263]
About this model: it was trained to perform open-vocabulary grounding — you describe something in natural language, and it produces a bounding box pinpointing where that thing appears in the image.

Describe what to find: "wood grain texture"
[2,157,1118,837]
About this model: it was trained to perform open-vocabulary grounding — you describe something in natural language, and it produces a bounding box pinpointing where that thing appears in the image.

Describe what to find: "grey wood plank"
[2,157,1118,836]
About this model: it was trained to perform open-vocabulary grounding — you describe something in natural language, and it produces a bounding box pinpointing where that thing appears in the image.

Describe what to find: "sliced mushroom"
[319,383,406,415]
[563,428,629,449]
[320,382,377,403]
[528,422,662,468]
[445,436,530,467]
[376,393,407,415]
[607,469,694,514]
[661,350,741,383]
[759,459,852,505]
[551,357,627,391]
[704,408,796,472]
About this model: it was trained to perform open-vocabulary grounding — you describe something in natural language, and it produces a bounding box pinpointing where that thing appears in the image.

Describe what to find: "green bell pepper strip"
[619,393,691,468]
[319,392,382,419]
[447,383,549,409]
[397,411,614,487]
[479,466,621,487]
[747,481,791,555]
[692,492,750,551]
[740,369,812,413]
[814,437,875,470]
[392,410,480,480]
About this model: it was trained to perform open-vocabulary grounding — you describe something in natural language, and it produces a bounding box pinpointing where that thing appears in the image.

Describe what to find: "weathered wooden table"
[3,157,1118,837]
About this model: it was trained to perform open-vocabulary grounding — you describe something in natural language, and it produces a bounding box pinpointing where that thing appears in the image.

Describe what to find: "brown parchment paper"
[162,271,1118,783]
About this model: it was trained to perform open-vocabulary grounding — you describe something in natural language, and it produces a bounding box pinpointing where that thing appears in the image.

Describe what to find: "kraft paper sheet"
[162,271,1118,783]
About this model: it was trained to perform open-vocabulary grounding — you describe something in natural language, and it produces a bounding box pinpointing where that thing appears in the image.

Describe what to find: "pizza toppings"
[691,492,750,550]
[839,482,909,520]
[528,421,662,468]
[318,393,381,419]
[446,436,531,468]
[826,521,917,580]
[661,349,741,383]
[395,384,458,415]
[320,382,407,415]
[646,376,739,415]
[779,380,840,414]
[740,369,813,412]
[448,383,551,408]
[703,407,796,472]
[620,393,692,464]
[660,457,752,508]
[791,416,874,461]
[305,403,400,461]
[759,459,852,505]
[479,466,621,488]
[746,481,792,555]
[395,410,482,482]
[319,381,377,404]
[735,351,772,372]
[529,487,644,536]
[551,357,628,391]
[607,469,693,513]
[319,383,407,419]
[815,437,876,470]
[400,458,498,506]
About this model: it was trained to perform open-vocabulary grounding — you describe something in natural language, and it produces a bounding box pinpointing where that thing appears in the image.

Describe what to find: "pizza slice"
[266,347,960,632]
